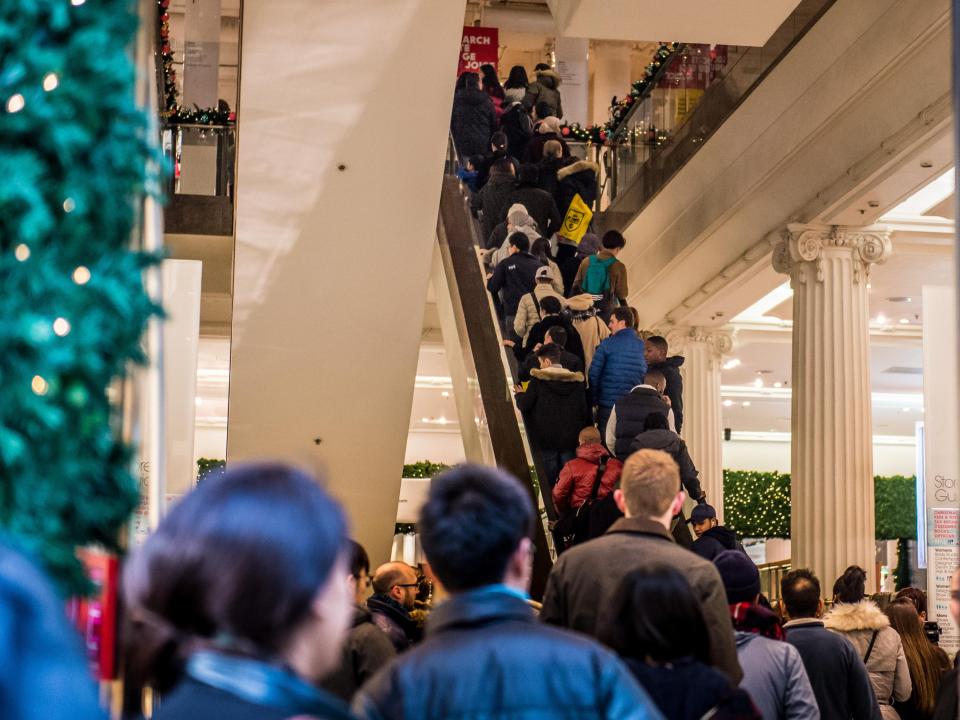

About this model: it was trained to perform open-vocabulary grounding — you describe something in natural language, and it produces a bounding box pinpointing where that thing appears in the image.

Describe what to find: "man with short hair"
[516,343,591,490]
[354,465,663,720]
[572,230,629,317]
[540,449,743,684]
[644,335,685,433]
[781,569,881,720]
[589,306,648,442]
[606,369,674,457]
[487,232,541,333]
[367,562,422,652]
[322,541,397,700]
[521,295,585,365]
[690,504,745,561]
[518,325,583,384]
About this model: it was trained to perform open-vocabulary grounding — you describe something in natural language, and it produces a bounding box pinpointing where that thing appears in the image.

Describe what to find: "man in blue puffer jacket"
[588,306,647,441]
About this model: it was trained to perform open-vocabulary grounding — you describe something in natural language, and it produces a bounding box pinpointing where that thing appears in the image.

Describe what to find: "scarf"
[730,602,784,640]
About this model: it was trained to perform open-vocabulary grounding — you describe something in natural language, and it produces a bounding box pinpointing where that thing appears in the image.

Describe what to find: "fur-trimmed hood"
[822,600,890,632]
[535,68,562,89]
[530,366,584,383]
[565,293,596,312]
[557,160,599,181]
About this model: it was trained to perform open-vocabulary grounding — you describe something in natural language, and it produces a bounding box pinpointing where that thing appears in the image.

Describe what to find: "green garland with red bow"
[558,42,681,145]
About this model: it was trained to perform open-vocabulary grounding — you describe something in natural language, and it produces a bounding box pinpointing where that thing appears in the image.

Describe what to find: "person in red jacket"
[553,427,623,514]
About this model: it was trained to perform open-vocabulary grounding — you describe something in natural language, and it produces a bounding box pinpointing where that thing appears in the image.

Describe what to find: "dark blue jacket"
[589,329,647,408]
[783,620,881,720]
[626,658,760,720]
[354,588,663,720]
[487,251,542,317]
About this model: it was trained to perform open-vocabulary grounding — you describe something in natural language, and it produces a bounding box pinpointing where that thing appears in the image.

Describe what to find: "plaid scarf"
[729,602,784,641]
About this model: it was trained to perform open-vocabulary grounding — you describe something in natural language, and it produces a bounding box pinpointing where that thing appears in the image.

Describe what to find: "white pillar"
[182,0,221,108]
[667,327,732,520]
[555,37,588,125]
[773,224,891,587]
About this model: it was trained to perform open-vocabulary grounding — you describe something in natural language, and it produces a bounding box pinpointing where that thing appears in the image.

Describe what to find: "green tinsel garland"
[0,0,160,594]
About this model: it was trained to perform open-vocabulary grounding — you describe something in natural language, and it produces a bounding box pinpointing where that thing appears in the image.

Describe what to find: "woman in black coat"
[451,72,496,161]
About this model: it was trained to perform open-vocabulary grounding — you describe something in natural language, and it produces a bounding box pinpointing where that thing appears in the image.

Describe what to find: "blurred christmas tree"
[0,0,160,594]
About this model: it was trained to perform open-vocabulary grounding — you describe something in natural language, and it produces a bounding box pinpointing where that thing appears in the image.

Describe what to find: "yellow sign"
[559,193,593,244]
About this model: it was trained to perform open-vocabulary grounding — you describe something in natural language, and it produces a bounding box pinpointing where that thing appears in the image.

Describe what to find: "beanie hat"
[714,550,760,604]
[577,233,600,256]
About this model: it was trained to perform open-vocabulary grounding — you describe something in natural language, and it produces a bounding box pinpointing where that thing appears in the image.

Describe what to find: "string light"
[53,318,71,336]
[42,73,59,92]
[72,265,91,284]
[14,244,30,261]
[6,94,24,113]
[71,0,86,5]
[62,197,76,213]
[31,375,49,396]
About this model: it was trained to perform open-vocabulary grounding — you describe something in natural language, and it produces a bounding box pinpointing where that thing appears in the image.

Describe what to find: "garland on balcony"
[557,42,681,145]
[0,0,161,595]
[156,0,234,126]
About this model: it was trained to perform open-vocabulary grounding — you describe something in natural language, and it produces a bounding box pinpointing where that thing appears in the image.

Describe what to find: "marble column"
[772,224,891,587]
[666,327,733,520]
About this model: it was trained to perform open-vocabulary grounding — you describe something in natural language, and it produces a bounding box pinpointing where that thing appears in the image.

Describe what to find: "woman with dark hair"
[886,601,950,720]
[479,63,505,104]
[503,65,529,104]
[824,566,912,720]
[122,463,355,720]
[451,71,496,163]
[598,565,760,720]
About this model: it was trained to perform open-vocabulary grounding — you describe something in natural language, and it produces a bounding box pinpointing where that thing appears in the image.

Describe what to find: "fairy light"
[62,197,76,213]
[72,266,91,284]
[53,318,71,336]
[6,94,24,113]
[31,375,49,396]
[14,244,30,261]
[43,73,59,92]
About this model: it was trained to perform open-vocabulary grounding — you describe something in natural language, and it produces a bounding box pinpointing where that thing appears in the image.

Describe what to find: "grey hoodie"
[735,632,820,720]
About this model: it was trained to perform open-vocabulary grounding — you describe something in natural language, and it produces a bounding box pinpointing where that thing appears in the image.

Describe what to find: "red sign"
[458,26,498,75]
[67,550,120,680]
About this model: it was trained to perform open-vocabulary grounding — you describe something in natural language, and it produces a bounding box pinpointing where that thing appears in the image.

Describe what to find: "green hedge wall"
[723,470,917,540]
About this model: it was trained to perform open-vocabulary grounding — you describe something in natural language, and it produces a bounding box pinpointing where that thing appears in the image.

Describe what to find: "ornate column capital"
[772,223,892,284]
[665,326,734,359]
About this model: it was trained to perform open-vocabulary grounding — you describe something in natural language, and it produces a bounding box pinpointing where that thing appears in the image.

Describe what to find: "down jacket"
[354,589,662,720]
[556,159,600,216]
[522,68,563,118]
[450,87,496,162]
[515,366,591,451]
[589,329,647,408]
[552,443,622,513]
[824,601,912,720]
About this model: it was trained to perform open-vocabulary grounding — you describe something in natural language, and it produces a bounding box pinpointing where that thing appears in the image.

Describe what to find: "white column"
[182,0,221,108]
[668,327,732,519]
[555,37,588,125]
[773,224,891,587]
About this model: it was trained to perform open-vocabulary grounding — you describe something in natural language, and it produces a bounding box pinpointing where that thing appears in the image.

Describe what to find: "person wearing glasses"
[368,562,423,652]
[322,541,396,700]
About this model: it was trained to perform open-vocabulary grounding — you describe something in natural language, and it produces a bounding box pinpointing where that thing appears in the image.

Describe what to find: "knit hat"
[538,116,561,135]
[507,204,529,227]
[714,550,760,604]
[577,233,600,256]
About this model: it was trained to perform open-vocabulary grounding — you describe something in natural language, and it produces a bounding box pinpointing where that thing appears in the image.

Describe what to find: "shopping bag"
[559,193,592,244]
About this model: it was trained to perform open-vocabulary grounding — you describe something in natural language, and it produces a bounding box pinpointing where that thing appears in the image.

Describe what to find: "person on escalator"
[514,266,565,345]
[451,71,496,163]
[644,335,685,434]
[523,115,570,164]
[520,296,585,367]
[507,164,561,238]
[523,63,564,120]
[474,132,518,191]
[473,157,518,241]
[518,326,583,385]
[515,343,591,490]
[486,232,541,335]
[572,230,629,320]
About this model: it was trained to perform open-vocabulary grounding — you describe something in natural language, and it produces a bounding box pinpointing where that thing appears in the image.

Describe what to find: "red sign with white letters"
[458,27,498,75]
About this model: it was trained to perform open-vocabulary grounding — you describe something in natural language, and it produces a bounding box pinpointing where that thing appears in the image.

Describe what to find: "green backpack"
[582,255,616,296]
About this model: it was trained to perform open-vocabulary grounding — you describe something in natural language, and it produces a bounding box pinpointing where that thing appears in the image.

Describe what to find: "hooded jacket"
[692,526,744,561]
[353,589,661,720]
[648,356,685,433]
[450,87,496,162]
[734,632,820,720]
[556,159,600,216]
[567,294,611,374]
[522,313,585,365]
[499,100,533,160]
[514,283,566,343]
[606,385,666,453]
[474,173,521,240]
[540,516,743,685]
[589,329,647,408]
[515,366,591,451]
[552,443,622,513]
[508,168,562,237]
[522,68,563,118]
[321,605,396,701]
[367,594,422,653]
[487,250,542,317]
[824,601,912,720]
[625,428,702,499]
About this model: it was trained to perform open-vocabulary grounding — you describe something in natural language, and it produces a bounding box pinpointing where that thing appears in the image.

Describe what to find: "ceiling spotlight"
[723,358,741,370]
[902,407,910,412]
[899,318,910,325]
[420,417,430,423]
[875,313,887,325]
[753,378,764,388]
[723,399,734,407]
[742,401,751,408]
[773,382,782,388]
[441,391,450,398]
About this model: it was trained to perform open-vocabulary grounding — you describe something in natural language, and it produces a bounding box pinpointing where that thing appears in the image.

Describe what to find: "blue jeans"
[539,449,577,491]
[596,405,613,448]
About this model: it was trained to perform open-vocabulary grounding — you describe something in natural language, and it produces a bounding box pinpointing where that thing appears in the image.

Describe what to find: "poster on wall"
[921,285,960,654]
[458,27,498,75]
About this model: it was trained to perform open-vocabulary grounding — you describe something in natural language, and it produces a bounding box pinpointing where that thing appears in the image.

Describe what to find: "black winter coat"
[626,658,761,720]
[499,102,533,160]
[487,251,541,316]
[508,183,561,237]
[321,605,396,701]
[515,367,591,451]
[451,87,495,162]
[474,174,519,240]
[611,387,670,455]
[523,131,571,164]
[692,526,745,562]
[556,159,600,215]
[625,428,703,499]
[353,589,660,720]
[649,356,685,433]
[367,595,421,653]
[522,314,585,364]
[475,149,518,190]
[518,348,582,384]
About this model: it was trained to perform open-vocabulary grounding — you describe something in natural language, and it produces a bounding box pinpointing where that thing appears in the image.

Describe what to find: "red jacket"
[552,443,622,513]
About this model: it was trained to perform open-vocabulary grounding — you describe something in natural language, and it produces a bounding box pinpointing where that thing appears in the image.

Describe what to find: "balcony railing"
[162,123,236,236]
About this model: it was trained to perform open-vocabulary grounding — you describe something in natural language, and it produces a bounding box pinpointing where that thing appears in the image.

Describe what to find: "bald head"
[579,426,601,445]
[372,561,418,610]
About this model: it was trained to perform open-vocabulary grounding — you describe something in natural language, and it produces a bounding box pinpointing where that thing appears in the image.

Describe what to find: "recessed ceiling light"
[875,313,887,325]
[742,401,751,407]
[887,296,912,303]
[773,382,782,388]
[441,391,450,397]
[723,358,741,370]
[753,378,764,388]
[899,318,910,325]
[723,399,734,407]
[420,417,430,423]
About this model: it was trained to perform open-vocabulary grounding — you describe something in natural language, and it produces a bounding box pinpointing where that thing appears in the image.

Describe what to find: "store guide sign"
[458,26,498,75]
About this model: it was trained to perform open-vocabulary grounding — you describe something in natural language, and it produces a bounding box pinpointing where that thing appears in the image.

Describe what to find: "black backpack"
[553,456,607,552]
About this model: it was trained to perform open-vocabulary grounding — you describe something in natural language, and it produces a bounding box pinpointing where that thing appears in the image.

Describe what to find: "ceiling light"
[723,399,734,407]
[723,358,741,370]
[899,318,910,325]
[420,417,430,423]
[875,313,887,325]
[867,283,872,290]
[902,407,910,412]
[441,391,450,398]
[773,382,782,388]
[753,378,763,388]
[742,401,751,407]
[195,397,203,407]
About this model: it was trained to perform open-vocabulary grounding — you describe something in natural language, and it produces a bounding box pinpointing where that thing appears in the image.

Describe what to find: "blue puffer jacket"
[588,329,647,408]
[354,588,663,720]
